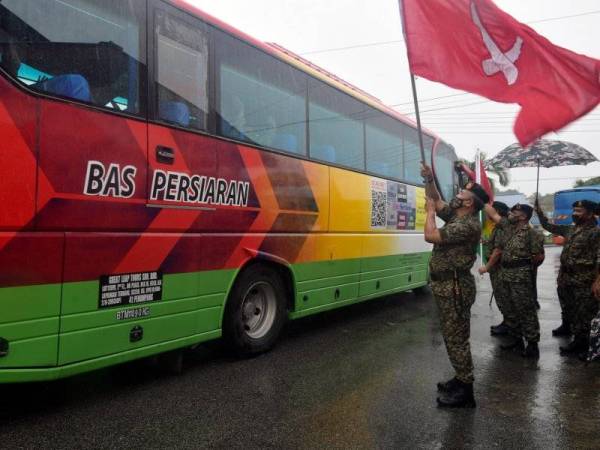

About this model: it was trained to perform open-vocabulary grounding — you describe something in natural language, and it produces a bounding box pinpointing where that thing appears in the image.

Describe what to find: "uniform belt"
[562,264,595,274]
[430,269,471,282]
[501,259,531,269]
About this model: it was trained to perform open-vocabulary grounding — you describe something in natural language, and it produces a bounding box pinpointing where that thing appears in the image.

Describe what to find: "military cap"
[464,181,490,204]
[572,199,597,213]
[492,201,509,216]
[511,203,533,220]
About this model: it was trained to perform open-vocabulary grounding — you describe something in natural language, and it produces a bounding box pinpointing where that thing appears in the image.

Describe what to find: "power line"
[399,100,600,115]
[510,175,600,182]
[422,118,600,125]
[298,10,600,55]
[434,130,600,134]
[389,92,472,107]
[399,100,492,115]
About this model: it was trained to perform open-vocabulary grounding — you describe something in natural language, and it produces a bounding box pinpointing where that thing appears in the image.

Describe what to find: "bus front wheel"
[223,264,287,356]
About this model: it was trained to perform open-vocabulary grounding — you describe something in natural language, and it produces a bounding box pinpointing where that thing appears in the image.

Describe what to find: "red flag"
[478,158,494,202]
[400,0,600,146]
[458,161,493,202]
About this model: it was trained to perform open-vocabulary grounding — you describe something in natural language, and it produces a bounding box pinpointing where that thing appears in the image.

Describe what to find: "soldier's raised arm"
[483,203,505,226]
[535,198,570,237]
[421,163,446,213]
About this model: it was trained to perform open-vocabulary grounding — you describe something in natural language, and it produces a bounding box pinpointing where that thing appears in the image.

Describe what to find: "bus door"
[146,1,222,341]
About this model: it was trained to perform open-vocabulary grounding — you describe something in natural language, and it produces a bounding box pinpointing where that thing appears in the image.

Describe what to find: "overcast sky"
[189,0,600,196]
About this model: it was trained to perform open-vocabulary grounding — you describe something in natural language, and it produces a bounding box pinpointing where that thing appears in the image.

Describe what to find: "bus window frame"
[149,0,213,134]
[0,0,148,121]
[431,138,459,201]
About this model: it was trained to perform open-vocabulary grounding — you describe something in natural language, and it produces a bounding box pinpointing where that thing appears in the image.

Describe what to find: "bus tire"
[223,264,287,356]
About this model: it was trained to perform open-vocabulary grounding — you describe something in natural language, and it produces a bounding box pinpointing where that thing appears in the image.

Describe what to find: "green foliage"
[574,176,600,187]
[459,151,510,192]
[527,192,553,211]
[495,188,522,195]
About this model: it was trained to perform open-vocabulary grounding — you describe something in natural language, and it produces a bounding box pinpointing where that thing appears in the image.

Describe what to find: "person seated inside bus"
[219,93,249,142]
[0,41,92,103]
[311,144,336,163]
[246,114,277,148]
[33,74,92,103]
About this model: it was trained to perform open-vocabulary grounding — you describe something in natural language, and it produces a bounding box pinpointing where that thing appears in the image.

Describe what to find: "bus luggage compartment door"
[0,233,64,368]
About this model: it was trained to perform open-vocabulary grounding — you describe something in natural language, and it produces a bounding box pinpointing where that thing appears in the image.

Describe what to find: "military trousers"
[432,274,476,384]
[557,284,598,343]
[501,279,540,343]
[557,288,568,323]
[490,269,514,326]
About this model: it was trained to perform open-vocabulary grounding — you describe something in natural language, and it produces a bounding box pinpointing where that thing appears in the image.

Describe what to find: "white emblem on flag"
[471,1,523,85]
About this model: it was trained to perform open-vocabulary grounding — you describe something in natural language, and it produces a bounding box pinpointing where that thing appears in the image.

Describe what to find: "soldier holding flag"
[421,164,488,408]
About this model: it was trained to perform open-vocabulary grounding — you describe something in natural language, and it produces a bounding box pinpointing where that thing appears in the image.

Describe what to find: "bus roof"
[169,0,446,148]
[556,185,600,194]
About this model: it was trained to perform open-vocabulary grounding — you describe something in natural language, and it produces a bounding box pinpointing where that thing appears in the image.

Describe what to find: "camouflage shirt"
[540,218,600,286]
[485,225,507,273]
[498,220,544,283]
[429,205,481,273]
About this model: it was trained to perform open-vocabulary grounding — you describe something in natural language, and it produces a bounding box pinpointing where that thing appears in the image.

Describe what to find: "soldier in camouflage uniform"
[478,201,513,336]
[484,203,545,358]
[421,164,488,408]
[536,199,600,357]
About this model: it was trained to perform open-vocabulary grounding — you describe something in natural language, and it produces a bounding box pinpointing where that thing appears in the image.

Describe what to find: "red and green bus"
[0,0,459,383]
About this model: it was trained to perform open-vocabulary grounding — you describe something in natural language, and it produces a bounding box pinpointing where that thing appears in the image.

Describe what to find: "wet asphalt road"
[1,246,599,449]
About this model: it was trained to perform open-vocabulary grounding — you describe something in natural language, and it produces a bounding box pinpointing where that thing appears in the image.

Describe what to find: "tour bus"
[0,0,459,383]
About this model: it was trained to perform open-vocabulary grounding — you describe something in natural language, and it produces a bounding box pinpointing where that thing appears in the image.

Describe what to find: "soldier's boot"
[552,321,571,337]
[436,377,460,393]
[490,322,510,336]
[500,337,525,352]
[559,338,587,356]
[578,350,590,362]
[522,341,539,359]
[436,381,476,408]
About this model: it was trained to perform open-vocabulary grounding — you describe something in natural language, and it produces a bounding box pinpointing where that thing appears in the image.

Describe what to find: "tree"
[574,176,600,187]
[496,188,523,196]
[527,192,553,212]
[459,151,510,192]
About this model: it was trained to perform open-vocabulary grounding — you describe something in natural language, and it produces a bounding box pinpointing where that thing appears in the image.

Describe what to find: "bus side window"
[155,11,208,131]
[0,0,147,116]
[215,29,308,155]
[309,79,366,170]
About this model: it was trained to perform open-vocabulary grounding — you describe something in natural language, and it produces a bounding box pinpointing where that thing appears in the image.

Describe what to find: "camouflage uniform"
[430,206,481,384]
[486,225,512,324]
[539,218,600,343]
[497,221,544,343]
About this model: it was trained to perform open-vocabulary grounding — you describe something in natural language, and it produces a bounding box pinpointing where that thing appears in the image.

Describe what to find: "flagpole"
[410,73,427,164]
[535,158,540,203]
[475,150,484,268]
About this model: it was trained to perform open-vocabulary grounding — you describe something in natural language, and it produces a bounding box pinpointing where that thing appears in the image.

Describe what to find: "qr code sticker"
[371,190,387,228]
